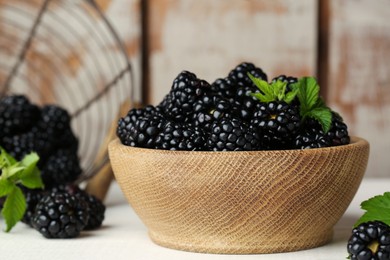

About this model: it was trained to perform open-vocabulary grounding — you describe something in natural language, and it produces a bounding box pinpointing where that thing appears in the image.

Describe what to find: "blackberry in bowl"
[109,63,369,254]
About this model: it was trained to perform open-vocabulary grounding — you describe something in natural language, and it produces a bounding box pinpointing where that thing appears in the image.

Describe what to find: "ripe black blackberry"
[294,112,350,149]
[51,184,105,230]
[207,116,259,151]
[250,102,301,150]
[0,131,36,161]
[31,191,89,238]
[125,113,167,148]
[327,112,350,146]
[0,95,40,137]
[347,221,390,260]
[228,62,268,88]
[156,121,205,151]
[20,187,45,226]
[294,119,331,149]
[117,105,161,145]
[159,71,212,122]
[271,75,298,91]
[192,95,232,132]
[210,77,237,101]
[40,149,82,188]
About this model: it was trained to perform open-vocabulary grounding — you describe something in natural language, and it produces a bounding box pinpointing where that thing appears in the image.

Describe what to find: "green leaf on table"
[354,192,390,227]
[1,186,26,232]
[0,147,43,232]
[0,179,15,197]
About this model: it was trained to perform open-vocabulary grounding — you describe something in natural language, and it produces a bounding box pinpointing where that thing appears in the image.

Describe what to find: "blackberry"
[294,119,331,149]
[157,121,205,151]
[36,105,78,152]
[117,105,161,145]
[51,184,105,230]
[1,131,37,160]
[124,113,167,148]
[250,101,301,150]
[271,75,298,92]
[31,191,88,238]
[20,187,45,226]
[0,95,40,137]
[228,62,268,88]
[347,221,390,260]
[159,71,211,122]
[210,77,237,101]
[40,149,82,188]
[294,112,350,149]
[207,116,259,151]
[192,95,232,132]
[327,112,350,146]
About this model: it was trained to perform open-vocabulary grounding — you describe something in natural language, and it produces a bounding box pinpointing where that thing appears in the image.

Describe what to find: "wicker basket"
[108,136,369,254]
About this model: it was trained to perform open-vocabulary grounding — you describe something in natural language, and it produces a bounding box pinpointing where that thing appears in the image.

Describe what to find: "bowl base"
[148,229,334,254]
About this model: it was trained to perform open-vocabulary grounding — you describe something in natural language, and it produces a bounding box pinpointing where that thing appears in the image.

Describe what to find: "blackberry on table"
[207,116,259,151]
[31,191,89,238]
[251,101,301,150]
[40,149,82,188]
[51,184,105,230]
[0,95,40,137]
[20,187,45,227]
[347,221,390,260]
[211,77,237,101]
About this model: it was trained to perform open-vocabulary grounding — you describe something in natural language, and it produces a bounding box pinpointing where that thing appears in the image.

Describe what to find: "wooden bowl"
[108,137,369,254]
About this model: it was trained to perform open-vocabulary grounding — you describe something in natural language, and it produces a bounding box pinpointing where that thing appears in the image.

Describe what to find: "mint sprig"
[248,73,298,104]
[291,77,332,133]
[354,192,390,228]
[0,147,44,232]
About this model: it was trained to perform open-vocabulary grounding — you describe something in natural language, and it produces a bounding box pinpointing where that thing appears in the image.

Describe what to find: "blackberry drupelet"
[207,116,259,151]
[0,131,36,160]
[40,149,82,188]
[157,121,205,151]
[159,71,212,122]
[0,95,40,137]
[31,191,88,238]
[250,101,301,150]
[347,221,390,260]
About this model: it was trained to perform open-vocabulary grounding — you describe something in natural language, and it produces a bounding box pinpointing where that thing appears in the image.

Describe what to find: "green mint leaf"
[18,152,39,179]
[250,92,274,103]
[0,147,17,167]
[7,165,25,179]
[305,107,332,133]
[248,73,274,99]
[20,167,44,189]
[296,77,320,116]
[354,193,390,227]
[1,186,26,232]
[0,179,14,197]
[284,89,298,104]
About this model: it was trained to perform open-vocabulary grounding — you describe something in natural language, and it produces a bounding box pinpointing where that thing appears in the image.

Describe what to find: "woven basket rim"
[109,136,368,156]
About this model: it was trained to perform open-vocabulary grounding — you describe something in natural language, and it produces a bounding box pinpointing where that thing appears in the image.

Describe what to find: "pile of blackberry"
[117,62,350,151]
[0,95,105,238]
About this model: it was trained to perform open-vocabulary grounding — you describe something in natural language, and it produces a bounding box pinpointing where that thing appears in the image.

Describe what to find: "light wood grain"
[109,137,369,254]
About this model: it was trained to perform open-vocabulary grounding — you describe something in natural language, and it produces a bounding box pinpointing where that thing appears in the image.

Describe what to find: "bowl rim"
[109,136,369,155]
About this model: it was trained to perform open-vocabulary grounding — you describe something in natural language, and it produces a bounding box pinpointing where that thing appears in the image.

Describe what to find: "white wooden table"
[1,177,387,260]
